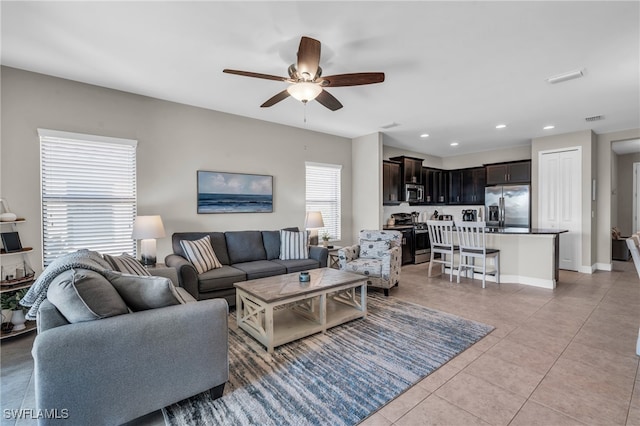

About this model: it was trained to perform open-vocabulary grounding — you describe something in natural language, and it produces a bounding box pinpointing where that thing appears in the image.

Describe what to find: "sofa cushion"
[232,260,286,280]
[104,271,187,311]
[360,240,391,259]
[225,231,267,264]
[180,235,222,274]
[198,265,246,293]
[272,258,320,273]
[46,269,129,324]
[103,253,151,276]
[172,232,230,265]
[279,230,309,260]
[262,230,281,260]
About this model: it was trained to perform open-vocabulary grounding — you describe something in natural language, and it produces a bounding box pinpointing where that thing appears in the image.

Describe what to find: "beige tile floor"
[1,260,638,426]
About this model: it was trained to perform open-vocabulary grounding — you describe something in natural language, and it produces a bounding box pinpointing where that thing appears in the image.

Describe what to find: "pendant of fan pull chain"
[223,36,385,111]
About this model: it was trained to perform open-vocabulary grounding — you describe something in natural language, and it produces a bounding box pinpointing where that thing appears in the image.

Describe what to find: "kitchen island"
[463,227,568,289]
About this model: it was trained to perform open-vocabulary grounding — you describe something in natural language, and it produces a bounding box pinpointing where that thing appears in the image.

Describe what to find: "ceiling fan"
[223,36,385,111]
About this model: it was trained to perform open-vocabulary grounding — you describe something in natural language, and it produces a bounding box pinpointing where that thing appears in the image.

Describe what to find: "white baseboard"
[443,268,555,289]
[595,263,612,271]
[578,265,596,274]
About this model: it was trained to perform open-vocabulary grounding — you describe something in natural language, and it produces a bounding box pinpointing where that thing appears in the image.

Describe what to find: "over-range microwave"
[405,184,424,203]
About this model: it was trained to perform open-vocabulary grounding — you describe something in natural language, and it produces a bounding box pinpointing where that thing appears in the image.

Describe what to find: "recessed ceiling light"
[543,125,555,130]
[450,142,459,147]
[496,124,507,129]
[420,133,429,138]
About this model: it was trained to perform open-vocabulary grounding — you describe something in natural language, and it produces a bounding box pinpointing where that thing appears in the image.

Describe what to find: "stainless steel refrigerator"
[485,184,530,228]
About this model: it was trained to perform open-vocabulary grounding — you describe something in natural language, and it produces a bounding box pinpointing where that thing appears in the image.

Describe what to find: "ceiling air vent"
[585,115,604,122]
[380,122,400,129]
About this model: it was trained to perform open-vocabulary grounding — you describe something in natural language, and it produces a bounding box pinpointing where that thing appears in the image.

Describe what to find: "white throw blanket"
[20,249,111,320]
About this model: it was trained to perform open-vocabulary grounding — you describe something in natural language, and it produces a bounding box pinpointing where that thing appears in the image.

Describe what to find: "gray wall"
[0,67,354,272]
[615,152,640,235]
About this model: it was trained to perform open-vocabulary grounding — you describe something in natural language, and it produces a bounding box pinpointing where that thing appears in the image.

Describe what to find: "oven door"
[414,229,431,264]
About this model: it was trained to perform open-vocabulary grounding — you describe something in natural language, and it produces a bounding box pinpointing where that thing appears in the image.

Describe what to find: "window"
[39,129,137,266]
[305,162,342,240]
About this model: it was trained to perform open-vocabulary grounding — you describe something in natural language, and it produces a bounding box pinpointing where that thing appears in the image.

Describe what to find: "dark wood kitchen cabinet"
[448,167,485,205]
[399,228,415,265]
[422,167,435,203]
[486,161,531,185]
[462,167,486,204]
[389,156,424,184]
[448,170,464,204]
[431,169,448,204]
[383,161,401,205]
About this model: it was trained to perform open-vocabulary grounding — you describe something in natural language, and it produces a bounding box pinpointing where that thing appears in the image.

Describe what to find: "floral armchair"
[337,230,402,296]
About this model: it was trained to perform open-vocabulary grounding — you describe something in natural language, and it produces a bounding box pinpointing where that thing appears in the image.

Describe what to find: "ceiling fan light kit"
[223,36,384,111]
[287,82,322,102]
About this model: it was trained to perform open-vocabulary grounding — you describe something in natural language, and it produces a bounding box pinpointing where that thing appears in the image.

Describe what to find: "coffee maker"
[461,209,477,221]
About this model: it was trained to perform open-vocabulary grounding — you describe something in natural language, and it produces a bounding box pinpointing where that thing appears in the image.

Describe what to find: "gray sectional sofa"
[165,229,328,306]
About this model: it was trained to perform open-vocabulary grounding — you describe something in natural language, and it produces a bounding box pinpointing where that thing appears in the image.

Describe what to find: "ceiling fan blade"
[223,69,288,82]
[315,90,343,111]
[297,37,321,80]
[320,72,385,87]
[260,90,290,107]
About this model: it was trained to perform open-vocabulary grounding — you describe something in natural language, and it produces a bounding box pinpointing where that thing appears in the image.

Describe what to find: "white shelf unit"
[1,219,37,339]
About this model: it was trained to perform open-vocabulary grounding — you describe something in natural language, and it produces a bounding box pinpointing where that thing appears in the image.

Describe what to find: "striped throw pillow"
[103,253,151,276]
[180,235,222,274]
[279,230,309,260]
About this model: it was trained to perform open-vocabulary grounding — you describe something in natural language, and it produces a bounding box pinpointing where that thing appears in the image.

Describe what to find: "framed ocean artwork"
[197,171,273,213]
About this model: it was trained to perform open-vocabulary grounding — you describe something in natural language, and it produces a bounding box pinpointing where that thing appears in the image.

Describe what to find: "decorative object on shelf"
[0,199,17,222]
[197,171,273,214]
[1,231,23,253]
[305,211,324,246]
[1,292,14,324]
[10,308,26,331]
[132,215,166,267]
[2,289,28,331]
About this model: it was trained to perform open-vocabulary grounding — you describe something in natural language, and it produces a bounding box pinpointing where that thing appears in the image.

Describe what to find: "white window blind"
[305,162,342,240]
[39,129,137,266]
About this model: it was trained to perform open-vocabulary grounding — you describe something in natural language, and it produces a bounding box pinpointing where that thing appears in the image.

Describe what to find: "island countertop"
[486,227,569,235]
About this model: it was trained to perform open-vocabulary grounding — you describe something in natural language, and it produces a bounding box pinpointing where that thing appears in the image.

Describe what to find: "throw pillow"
[46,268,129,323]
[360,240,391,259]
[279,230,309,260]
[103,253,151,276]
[103,271,188,311]
[180,235,222,274]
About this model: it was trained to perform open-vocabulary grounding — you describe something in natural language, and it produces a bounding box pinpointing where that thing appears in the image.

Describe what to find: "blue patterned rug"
[162,293,493,425]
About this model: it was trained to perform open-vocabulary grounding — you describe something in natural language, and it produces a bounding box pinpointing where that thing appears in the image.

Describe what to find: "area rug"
[162,293,493,426]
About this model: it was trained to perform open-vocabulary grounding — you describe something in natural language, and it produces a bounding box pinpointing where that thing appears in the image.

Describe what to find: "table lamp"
[132,215,166,266]
[305,211,324,246]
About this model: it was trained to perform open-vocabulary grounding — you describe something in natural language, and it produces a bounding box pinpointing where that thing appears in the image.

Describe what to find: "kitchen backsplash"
[383,203,485,224]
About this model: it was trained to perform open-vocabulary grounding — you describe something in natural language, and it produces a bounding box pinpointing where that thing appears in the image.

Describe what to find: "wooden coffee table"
[234,268,367,352]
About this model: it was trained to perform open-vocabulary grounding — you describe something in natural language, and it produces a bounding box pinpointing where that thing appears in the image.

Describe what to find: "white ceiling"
[2,1,639,158]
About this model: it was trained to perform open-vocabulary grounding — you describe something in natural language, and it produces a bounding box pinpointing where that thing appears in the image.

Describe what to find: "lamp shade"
[304,211,324,229]
[132,215,165,239]
[287,82,322,103]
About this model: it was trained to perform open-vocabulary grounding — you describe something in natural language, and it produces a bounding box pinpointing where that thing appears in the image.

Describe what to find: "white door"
[538,148,582,271]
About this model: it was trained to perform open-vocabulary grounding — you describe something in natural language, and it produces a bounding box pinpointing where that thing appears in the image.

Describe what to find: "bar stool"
[426,220,458,282]
[455,221,500,288]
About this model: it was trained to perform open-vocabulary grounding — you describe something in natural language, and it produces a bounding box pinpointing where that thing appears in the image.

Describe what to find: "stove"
[388,214,431,264]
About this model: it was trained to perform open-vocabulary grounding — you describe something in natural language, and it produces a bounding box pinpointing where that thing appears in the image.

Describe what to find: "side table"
[327,246,343,269]
[145,263,179,286]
